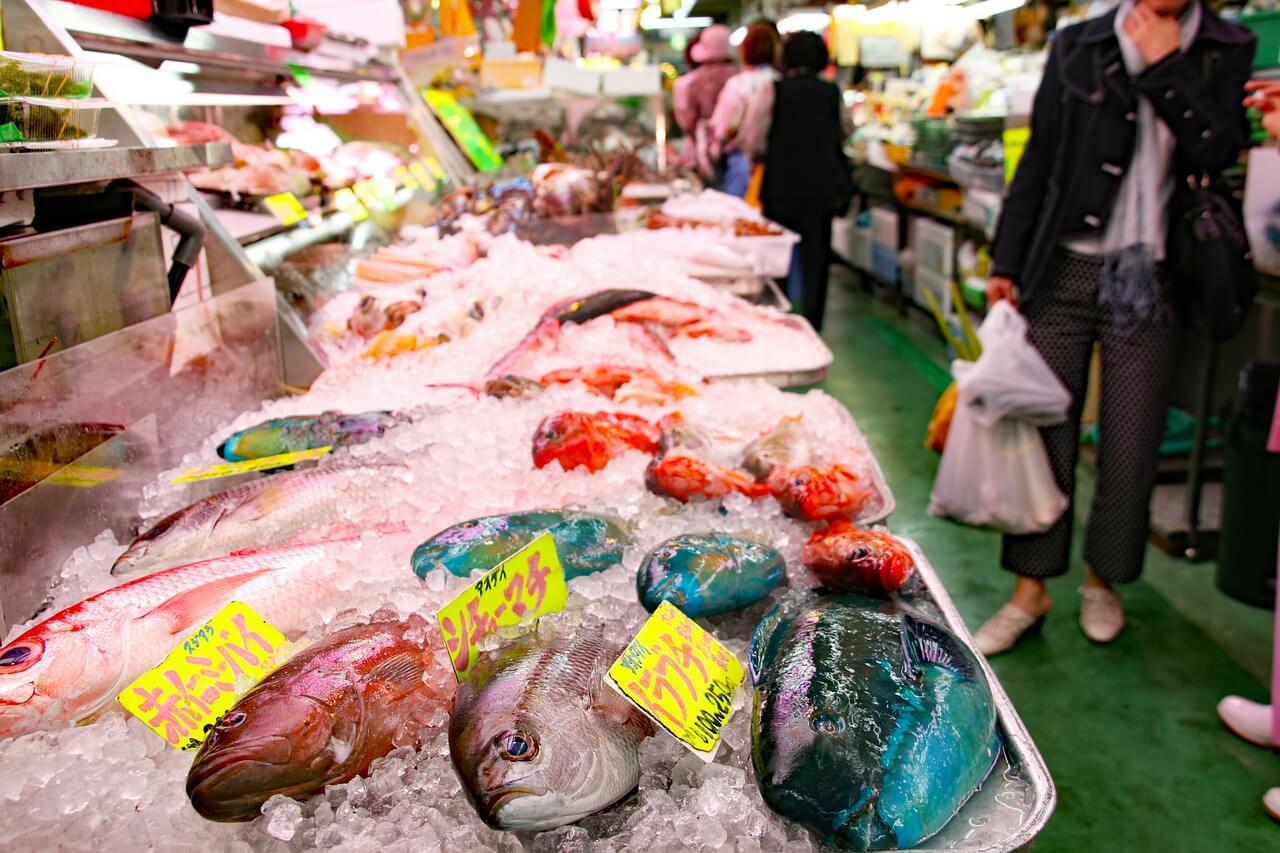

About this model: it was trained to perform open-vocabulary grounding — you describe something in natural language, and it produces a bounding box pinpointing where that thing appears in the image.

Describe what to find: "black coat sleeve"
[991,38,1065,282]
[1135,37,1257,175]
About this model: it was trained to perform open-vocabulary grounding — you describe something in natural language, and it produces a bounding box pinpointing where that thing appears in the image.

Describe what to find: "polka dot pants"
[1001,250,1180,583]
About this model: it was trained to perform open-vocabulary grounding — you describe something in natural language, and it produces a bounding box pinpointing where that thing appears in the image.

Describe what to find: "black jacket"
[762,75,852,216]
[991,2,1256,303]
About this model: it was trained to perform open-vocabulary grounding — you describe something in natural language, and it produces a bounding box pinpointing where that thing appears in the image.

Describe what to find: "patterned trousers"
[1002,250,1180,583]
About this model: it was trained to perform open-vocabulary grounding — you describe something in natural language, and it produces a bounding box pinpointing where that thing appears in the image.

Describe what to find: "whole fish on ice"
[187,618,453,821]
[636,533,785,617]
[112,465,401,577]
[801,520,916,596]
[750,592,1000,850]
[449,628,653,831]
[767,463,881,522]
[217,410,400,462]
[741,415,809,482]
[646,425,770,503]
[532,410,665,472]
[0,542,350,740]
[411,509,628,580]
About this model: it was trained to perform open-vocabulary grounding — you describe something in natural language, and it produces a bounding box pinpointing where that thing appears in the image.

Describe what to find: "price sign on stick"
[263,192,307,225]
[609,602,746,760]
[119,601,288,750]
[333,187,369,222]
[409,160,437,192]
[436,532,569,680]
[171,446,333,484]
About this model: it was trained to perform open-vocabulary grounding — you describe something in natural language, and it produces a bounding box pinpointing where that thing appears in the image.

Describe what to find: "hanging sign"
[423,89,504,173]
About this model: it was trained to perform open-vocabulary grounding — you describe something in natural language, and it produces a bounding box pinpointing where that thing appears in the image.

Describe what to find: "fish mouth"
[478,781,549,826]
[187,736,297,821]
[0,682,36,707]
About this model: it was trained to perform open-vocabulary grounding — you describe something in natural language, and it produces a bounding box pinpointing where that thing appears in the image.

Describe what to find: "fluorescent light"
[778,10,831,33]
[158,60,202,75]
[730,26,746,46]
[640,6,711,29]
[964,0,1027,19]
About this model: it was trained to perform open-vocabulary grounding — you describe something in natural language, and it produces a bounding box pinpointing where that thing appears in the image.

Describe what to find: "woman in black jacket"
[974,0,1255,656]
[762,32,852,332]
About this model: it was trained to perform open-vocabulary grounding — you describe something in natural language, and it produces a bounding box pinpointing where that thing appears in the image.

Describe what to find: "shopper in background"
[673,24,738,181]
[974,0,1256,655]
[761,31,853,332]
[709,21,780,197]
[1217,77,1280,825]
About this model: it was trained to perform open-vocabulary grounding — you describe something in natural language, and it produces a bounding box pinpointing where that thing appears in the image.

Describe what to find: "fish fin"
[145,569,272,635]
[900,614,978,681]
[363,652,427,692]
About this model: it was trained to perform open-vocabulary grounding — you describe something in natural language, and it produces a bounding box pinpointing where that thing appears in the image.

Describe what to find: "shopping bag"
[955,301,1070,427]
[928,402,1069,534]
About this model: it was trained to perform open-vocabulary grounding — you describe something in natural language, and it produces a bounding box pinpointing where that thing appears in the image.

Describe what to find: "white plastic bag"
[929,302,1070,533]
[955,301,1071,427]
[929,404,1069,534]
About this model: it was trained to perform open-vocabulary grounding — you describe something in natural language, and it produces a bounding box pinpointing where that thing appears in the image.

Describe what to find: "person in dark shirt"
[761,31,853,332]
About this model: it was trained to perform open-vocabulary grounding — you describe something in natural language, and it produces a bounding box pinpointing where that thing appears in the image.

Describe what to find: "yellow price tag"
[118,601,288,750]
[409,161,437,192]
[171,446,333,484]
[435,531,568,681]
[262,192,307,226]
[1002,126,1030,186]
[609,602,745,759]
[353,179,386,211]
[422,156,446,181]
[393,165,419,191]
[333,187,369,222]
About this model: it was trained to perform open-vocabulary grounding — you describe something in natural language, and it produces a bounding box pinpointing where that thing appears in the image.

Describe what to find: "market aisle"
[818,272,1279,851]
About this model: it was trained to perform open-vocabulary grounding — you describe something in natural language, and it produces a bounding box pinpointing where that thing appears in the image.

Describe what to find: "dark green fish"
[636,533,785,617]
[751,592,999,850]
[411,509,628,580]
[217,410,399,462]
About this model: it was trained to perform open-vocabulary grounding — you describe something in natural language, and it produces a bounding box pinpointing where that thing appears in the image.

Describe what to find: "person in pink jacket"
[1217,78,1280,823]
[673,25,738,181]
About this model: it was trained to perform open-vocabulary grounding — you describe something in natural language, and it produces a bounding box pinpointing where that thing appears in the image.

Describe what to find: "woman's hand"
[1123,5,1181,66]
[987,276,1018,308]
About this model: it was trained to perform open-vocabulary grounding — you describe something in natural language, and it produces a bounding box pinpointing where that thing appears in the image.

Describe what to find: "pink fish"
[0,541,354,740]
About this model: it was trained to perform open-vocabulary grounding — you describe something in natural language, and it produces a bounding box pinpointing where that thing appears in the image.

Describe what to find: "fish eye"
[0,640,42,673]
[851,547,872,561]
[219,711,248,729]
[496,729,538,762]
[812,715,846,736]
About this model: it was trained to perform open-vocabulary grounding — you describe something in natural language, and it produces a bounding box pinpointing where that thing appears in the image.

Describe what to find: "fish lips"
[474,780,556,831]
[187,735,300,822]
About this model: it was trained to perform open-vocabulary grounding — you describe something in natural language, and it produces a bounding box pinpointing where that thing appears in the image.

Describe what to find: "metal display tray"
[897,537,1056,851]
[704,313,834,389]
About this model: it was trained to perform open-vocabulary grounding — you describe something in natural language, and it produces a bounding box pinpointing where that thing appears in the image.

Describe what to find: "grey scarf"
[1100,0,1201,331]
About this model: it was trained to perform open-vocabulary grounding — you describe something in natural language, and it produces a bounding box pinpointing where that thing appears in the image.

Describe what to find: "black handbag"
[1165,175,1257,341]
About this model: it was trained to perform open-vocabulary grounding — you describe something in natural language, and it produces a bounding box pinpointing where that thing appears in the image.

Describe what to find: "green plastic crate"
[1242,11,1280,70]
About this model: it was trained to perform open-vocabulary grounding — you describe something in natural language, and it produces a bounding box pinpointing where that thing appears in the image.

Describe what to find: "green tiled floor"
[816,273,1278,850]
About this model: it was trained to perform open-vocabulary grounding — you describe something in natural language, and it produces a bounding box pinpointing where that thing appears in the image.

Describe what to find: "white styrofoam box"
[915,266,952,315]
[963,187,1003,238]
[871,243,899,284]
[204,12,291,48]
[914,217,955,278]
[601,66,662,97]
[293,0,407,46]
[832,213,854,259]
[870,205,900,251]
[735,228,800,278]
[543,57,603,95]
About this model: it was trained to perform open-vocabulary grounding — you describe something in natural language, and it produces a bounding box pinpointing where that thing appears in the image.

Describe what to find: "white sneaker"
[1079,586,1124,643]
[974,604,1046,657]
[1217,696,1277,749]
[1265,788,1280,823]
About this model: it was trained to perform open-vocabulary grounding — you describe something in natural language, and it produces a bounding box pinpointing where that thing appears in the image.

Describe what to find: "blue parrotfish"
[411,509,628,580]
[636,533,785,617]
[750,592,1000,851]
[217,410,400,462]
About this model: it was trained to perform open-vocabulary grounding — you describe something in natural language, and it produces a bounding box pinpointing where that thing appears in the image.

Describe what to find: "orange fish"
[767,464,874,521]
[532,411,663,472]
[801,519,915,595]
[645,453,772,503]
[539,365,698,402]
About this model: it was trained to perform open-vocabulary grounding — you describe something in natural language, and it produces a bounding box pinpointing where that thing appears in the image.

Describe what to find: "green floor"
[816,273,1278,851]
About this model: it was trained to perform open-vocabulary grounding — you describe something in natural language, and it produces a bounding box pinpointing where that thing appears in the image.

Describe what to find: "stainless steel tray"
[705,313,833,389]
[896,537,1057,851]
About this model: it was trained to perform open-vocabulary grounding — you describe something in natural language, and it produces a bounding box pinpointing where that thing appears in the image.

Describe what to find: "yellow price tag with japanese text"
[263,192,307,225]
[393,165,419,191]
[436,531,568,681]
[118,601,288,750]
[171,446,332,484]
[1002,126,1030,186]
[334,187,369,222]
[409,161,437,192]
[422,156,446,181]
[609,602,745,759]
